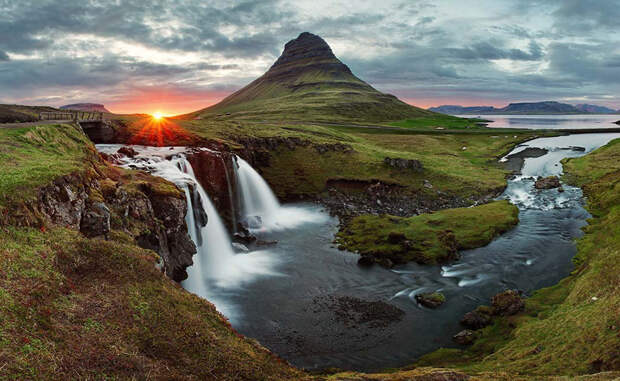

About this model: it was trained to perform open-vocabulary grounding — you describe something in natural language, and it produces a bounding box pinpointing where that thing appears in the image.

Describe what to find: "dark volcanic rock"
[415,292,446,309]
[453,329,476,345]
[357,254,375,266]
[272,32,345,70]
[186,150,238,231]
[534,175,561,189]
[80,202,110,238]
[491,290,525,316]
[384,157,423,171]
[37,175,89,229]
[117,146,138,158]
[148,194,197,281]
[461,309,492,329]
[319,179,493,225]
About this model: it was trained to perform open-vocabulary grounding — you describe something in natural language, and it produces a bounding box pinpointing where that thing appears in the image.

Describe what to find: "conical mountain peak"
[271,32,339,68]
[194,32,432,122]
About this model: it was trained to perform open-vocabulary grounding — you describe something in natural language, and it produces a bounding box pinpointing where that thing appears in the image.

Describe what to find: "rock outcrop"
[534,175,561,189]
[384,157,423,171]
[453,329,476,345]
[460,307,493,330]
[415,292,446,308]
[186,149,238,231]
[2,157,197,282]
[491,289,525,316]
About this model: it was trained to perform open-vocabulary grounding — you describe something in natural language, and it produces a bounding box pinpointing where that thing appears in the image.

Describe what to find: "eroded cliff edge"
[0,124,196,281]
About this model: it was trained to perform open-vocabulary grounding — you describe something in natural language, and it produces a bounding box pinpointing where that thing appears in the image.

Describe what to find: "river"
[96,118,620,372]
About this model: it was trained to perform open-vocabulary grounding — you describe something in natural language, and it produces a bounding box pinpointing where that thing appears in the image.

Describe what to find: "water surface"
[454,114,619,129]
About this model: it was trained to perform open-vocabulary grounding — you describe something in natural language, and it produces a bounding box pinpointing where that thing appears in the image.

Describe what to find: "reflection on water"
[454,114,619,129]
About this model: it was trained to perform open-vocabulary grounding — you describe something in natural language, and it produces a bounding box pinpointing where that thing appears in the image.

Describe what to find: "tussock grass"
[336,200,519,264]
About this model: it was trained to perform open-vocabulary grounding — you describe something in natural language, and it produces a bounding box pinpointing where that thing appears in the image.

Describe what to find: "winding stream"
[97,128,620,372]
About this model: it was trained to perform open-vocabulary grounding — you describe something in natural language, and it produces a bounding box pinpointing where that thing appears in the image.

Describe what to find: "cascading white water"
[233,156,328,232]
[94,145,280,320]
[234,156,280,228]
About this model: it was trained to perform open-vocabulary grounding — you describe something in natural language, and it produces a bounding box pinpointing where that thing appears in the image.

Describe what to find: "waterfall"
[173,157,239,292]
[234,156,281,229]
[233,155,328,232]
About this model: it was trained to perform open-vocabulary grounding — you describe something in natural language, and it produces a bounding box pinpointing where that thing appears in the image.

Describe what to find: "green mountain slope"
[187,32,434,123]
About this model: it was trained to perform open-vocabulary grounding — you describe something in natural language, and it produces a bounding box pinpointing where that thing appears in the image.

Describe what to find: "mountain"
[60,103,110,113]
[574,104,618,114]
[501,101,580,114]
[428,105,497,114]
[429,101,619,115]
[188,32,434,122]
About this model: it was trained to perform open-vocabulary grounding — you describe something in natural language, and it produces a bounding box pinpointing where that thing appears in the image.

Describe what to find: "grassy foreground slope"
[414,139,620,378]
[0,124,302,380]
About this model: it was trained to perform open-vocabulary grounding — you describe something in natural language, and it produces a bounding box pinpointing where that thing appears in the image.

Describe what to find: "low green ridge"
[336,200,519,264]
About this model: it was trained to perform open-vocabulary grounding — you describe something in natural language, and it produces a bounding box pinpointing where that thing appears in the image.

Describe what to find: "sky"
[1,0,619,115]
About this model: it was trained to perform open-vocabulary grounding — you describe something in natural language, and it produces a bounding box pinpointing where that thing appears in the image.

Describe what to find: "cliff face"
[186,149,238,231]
[0,135,196,282]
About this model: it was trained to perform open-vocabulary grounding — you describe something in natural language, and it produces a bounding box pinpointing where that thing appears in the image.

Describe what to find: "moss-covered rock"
[415,292,446,308]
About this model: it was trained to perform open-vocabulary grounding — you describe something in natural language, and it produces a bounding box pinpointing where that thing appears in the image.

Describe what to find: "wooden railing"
[39,111,104,122]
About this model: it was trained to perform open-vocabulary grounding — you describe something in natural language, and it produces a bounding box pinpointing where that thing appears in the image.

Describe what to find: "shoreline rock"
[415,292,446,308]
[534,175,561,190]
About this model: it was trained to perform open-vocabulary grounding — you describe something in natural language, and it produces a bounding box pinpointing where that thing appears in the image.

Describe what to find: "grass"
[0,227,302,379]
[0,124,97,207]
[0,124,303,379]
[410,138,620,377]
[388,115,487,130]
[0,104,58,123]
[336,200,519,264]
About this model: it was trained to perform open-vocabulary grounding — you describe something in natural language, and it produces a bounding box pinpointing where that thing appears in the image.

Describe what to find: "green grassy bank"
[412,138,620,378]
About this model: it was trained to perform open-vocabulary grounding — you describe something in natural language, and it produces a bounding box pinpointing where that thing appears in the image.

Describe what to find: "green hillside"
[186,32,436,123]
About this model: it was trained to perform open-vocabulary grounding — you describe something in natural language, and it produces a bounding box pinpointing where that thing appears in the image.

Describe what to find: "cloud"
[0,0,618,111]
[446,40,543,61]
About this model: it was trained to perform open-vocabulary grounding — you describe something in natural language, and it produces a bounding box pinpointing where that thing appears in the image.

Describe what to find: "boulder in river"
[461,307,493,329]
[415,292,446,308]
[117,146,138,158]
[453,329,476,345]
[534,176,561,189]
[491,289,525,316]
[357,254,376,266]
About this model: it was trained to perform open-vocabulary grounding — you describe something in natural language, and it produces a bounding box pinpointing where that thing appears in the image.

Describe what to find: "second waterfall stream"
[94,145,323,319]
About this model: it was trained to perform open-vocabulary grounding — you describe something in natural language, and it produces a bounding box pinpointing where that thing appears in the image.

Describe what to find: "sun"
[152,111,163,120]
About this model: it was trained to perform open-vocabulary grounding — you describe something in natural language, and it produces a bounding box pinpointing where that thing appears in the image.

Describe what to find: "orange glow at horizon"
[129,115,193,147]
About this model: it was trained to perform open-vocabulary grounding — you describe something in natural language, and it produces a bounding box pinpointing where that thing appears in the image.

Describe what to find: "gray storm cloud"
[0,0,618,110]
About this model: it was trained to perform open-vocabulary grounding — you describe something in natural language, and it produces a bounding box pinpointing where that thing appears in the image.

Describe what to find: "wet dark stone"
[453,329,476,345]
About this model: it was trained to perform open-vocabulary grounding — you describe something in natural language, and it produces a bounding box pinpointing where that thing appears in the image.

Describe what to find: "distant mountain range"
[429,101,619,115]
[60,103,110,113]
